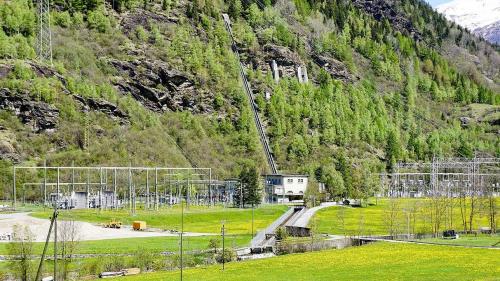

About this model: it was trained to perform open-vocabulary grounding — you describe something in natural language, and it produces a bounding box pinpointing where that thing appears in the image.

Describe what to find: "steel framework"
[383,157,499,198]
[36,0,53,64]
[11,165,240,211]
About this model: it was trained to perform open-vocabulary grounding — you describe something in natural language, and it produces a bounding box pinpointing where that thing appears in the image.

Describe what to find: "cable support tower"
[36,0,53,65]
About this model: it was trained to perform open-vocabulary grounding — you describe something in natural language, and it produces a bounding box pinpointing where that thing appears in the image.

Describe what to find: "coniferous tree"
[236,163,261,207]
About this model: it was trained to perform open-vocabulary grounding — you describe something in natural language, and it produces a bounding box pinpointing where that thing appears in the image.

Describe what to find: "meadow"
[30,204,287,235]
[114,242,500,281]
[0,235,251,255]
[416,234,500,247]
[312,198,493,236]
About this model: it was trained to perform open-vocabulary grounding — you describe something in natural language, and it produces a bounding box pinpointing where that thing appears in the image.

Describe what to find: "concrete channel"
[249,202,340,253]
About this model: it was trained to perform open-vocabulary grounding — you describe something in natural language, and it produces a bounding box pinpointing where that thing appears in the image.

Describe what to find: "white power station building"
[263,174,308,203]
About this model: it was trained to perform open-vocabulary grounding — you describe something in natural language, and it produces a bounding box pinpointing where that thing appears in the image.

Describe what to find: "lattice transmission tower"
[36,0,53,65]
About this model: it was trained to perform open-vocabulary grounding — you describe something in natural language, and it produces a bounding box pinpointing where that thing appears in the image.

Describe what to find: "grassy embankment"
[113,242,500,281]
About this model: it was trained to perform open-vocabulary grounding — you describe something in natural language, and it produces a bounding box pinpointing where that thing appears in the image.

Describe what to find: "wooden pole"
[54,167,59,281]
[12,166,16,210]
[113,168,117,209]
[180,185,184,281]
[99,167,103,211]
[44,160,47,206]
[146,169,150,210]
[155,168,158,211]
[34,207,58,281]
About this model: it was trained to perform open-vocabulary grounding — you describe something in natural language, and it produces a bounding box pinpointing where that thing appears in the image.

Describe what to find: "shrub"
[215,248,235,263]
[275,227,288,241]
[72,12,84,27]
[10,62,34,80]
[132,247,156,271]
[135,26,148,42]
[87,10,110,33]
[54,11,71,28]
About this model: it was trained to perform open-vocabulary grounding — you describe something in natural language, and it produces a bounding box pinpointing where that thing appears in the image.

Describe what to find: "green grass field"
[0,235,251,255]
[313,199,492,236]
[114,242,500,281]
[416,234,500,247]
[31,204,287,235]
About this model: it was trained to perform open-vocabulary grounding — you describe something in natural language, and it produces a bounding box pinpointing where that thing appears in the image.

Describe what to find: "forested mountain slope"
[0,0,498,198]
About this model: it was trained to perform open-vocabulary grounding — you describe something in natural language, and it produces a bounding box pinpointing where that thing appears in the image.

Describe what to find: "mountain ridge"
[437,0,500,44]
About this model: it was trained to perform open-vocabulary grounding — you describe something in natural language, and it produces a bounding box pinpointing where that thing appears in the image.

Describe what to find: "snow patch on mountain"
[437,0,500,44]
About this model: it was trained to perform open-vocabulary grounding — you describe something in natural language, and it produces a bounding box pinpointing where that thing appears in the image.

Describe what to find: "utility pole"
[36,0,53,65]
[221,221,226,271]
[44,160,47,207]
[12,166,16,210]
[407,211,410,240]
[251,203,254,238]
[35,206,58,281]
[54,167,59,281]
[180,186,184,281]
[239,182,243,208]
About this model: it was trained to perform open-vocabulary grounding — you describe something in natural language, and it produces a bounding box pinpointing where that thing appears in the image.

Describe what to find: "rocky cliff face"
[111,59,214,113]
[353,0,422,40]
[0,88,59,132]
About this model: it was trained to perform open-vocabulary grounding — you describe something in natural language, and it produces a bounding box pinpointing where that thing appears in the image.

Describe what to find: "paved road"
[0,212,214,242]
[290,202,338,228]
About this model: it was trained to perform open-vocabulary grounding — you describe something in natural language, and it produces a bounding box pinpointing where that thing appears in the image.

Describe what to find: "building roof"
[262,174,309,178]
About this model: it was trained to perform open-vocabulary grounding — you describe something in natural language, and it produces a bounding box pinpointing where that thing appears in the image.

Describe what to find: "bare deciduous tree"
[429,196,448,237]
[58,219,80,280]
[7,224,34,281]
[336,206,346,236]
[484,177,498,234]
[384,198,402,237]
[459,190,469,232]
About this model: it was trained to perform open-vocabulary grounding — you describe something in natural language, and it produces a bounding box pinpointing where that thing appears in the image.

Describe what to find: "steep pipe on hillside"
[222,13,278,174]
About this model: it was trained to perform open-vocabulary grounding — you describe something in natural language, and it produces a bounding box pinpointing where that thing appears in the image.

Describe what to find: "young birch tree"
[7,225,35,281]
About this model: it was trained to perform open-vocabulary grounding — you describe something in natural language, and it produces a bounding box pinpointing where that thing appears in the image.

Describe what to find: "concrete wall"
[275,237,354,254]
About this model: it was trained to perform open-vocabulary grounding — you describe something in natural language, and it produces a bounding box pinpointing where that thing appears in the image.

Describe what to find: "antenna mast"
[36,0,53,65]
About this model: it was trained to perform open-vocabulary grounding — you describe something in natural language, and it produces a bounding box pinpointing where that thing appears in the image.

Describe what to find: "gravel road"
[0,212,213,242]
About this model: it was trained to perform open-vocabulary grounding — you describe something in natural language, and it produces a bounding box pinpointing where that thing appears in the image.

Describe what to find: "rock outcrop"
[110,59,213,113]
[312,54,357,82]
[0,126,20,163]
[352,0,422,41]
[244,44,303,78]
[0,88,59,132]
[73,95,129,123]
[0,64,12,79]
[120,9,179,34]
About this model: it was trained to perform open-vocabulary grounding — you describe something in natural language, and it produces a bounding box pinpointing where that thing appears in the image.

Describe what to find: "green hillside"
[0,0,498,198]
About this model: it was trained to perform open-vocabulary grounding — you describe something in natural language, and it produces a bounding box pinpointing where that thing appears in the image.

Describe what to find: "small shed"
[133,221,147,231]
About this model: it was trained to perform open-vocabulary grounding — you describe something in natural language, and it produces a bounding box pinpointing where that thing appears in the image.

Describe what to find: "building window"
[267,178,282,185]
[287,178,293,183]
[298,179,304,184]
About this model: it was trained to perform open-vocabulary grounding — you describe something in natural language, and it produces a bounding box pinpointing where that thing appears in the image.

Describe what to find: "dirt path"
[0,212,214,242]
